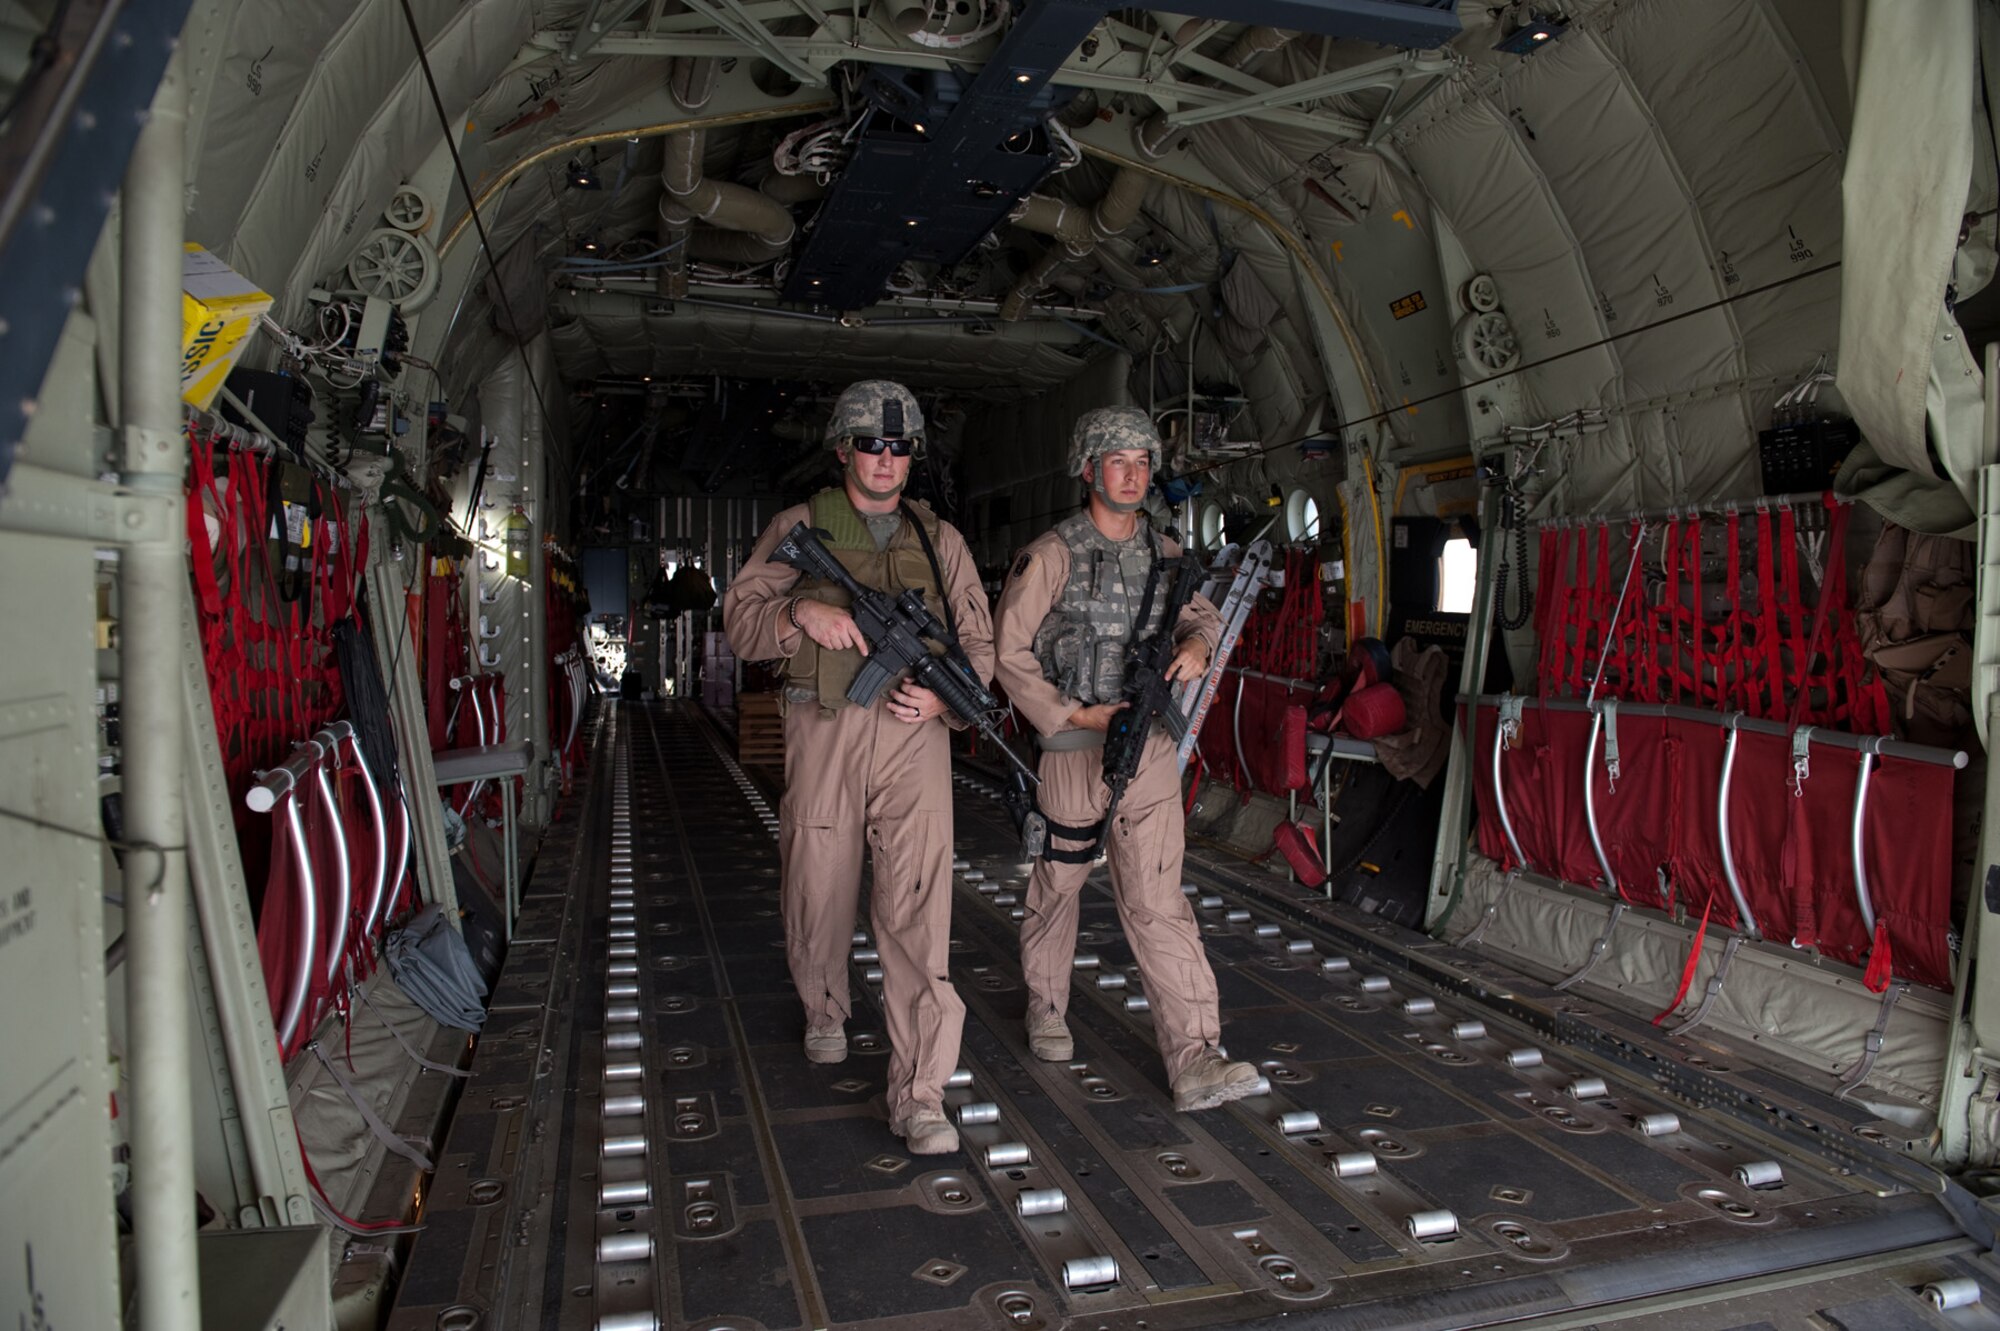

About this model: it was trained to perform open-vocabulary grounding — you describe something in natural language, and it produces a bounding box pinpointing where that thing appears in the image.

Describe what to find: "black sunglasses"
[849,436,916,457]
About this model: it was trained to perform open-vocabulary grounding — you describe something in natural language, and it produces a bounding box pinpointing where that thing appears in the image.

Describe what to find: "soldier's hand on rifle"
[791,598,871,656]
[888,681,944,724]
[1067,701,1130,732]
[1164,638,1211,685]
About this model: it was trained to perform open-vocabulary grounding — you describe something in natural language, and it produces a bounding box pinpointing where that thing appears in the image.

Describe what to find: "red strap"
[1778,504,1806,715]
[1863,918,1895,992]
[1685,519,1706,707]
[1788,497,1853,727]
[1723,510,1745,711]
[1633,525,1659,703]
[1659,518,1686,702]
[1756,507,1786,717]
[1590,524,1612,692]
[1534,527,1562,693]
[1564,527,1588,697]
[1651,898,1713,1025]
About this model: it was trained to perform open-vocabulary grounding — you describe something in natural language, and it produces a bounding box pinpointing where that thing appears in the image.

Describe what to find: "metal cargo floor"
[389,702,2000,1331]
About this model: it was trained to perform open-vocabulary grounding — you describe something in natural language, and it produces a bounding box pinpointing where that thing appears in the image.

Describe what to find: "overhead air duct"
[999,167,1149,320]
[655,59,797,299]
[998,21,1292,319]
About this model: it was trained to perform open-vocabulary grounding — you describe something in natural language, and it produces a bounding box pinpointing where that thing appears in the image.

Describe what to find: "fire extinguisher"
[505,506,531,580]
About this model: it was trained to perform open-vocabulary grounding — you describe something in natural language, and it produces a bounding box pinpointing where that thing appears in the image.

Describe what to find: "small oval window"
[1285,489,1320,542]
[1198,502,1226,551]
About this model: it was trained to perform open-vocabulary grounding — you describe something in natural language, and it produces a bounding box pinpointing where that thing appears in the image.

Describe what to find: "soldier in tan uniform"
[722,380,994,1155]
[993,407,1260,1112]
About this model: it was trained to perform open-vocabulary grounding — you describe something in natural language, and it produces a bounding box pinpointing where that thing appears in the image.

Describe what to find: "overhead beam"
[523,28,1374,137]
[1162,0,1460,50]
[678,0,830,85]
[567,0,655,61]
[1363,66,1453,147]
[1164,50,1457,127]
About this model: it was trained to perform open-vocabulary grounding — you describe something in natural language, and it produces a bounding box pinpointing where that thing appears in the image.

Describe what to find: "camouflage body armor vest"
[1031,512,1163,706]
[783,488,945,709]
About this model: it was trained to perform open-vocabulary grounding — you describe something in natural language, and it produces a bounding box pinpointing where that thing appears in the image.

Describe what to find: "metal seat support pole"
[1582,701,1619,897]
[1491,695,1530,870]
[1716,713,1762,939]
[1851,737,1884,939]
[503,777,519,940]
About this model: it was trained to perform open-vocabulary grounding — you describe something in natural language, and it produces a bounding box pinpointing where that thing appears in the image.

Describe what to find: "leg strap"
[1462,870,1519,948]
[1553,901,1626,992]
[1837,978,1909,1100]
[1665,934,1745,1036]
[1039,814,1105,865]
[309,1041,436,1172]
[351,972,471,1078]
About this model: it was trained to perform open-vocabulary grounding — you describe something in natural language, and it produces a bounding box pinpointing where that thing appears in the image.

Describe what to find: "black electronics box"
[220,368,315,450]
[1757,417,1858,496]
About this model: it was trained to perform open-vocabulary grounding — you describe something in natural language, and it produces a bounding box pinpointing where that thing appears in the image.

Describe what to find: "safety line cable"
[983,259,1850,545]
[395,0,564,474]
[1173,259,1846,483]
[0,803,178,898]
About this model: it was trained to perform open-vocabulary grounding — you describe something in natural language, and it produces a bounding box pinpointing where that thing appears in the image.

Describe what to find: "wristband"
[786,597,803,630]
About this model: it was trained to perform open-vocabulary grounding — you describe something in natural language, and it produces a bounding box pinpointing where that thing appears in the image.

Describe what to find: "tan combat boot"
[1025,1009,1073,1062]
[1171,1049,1260,1112]
[891,1106,959,1155]
[804,1025,847,1064]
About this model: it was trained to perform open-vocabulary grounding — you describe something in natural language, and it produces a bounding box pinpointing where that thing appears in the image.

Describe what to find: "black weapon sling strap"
[899,501,960,646]
[1041,526,1168,865]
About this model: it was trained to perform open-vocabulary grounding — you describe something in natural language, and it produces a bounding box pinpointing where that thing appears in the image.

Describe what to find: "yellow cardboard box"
[180,244,272,410]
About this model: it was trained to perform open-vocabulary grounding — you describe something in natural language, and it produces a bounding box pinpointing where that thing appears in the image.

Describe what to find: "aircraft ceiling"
[166,0,1858,516]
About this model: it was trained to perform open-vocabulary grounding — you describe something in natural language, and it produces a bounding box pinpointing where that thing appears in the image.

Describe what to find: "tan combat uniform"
[992,521,1224,1085]
[722,493,994,1123]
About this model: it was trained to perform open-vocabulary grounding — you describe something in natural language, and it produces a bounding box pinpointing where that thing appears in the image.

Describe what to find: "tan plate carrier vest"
[783,488,947,709]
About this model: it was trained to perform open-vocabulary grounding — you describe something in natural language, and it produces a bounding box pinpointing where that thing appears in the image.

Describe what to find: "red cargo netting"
[1534,498,1887,730]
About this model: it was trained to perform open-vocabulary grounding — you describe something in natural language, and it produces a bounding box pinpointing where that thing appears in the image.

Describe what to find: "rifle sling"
[899,502,959,645]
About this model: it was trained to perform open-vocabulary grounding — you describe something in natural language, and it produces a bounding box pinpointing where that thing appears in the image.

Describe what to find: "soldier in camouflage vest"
[993,406,1260,1112]
[723,380,995,1155]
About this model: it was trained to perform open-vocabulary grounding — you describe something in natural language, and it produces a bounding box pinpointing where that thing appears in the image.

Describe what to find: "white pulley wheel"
[1456,311,1521,373]
[1464,272,1500,313]
[348,228,439,311]
[384,184,435,233]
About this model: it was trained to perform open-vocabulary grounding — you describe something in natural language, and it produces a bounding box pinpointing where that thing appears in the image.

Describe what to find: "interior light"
[1493,11,1568,54]
[1014,72,1032,83]
[567,159,601,190]
[912,122,927,134]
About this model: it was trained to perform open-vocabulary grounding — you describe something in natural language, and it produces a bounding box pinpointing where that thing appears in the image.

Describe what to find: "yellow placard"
[180,244,272,410]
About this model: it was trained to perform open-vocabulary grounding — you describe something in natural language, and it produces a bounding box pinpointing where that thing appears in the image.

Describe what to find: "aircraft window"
[1199,503,1225,550]
[1284,489,1320,542]
[1437,537,1476,614]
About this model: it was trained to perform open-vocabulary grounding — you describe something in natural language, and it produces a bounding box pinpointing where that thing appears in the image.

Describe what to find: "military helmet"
[825,379,925,448]
[1068,405,1162,476]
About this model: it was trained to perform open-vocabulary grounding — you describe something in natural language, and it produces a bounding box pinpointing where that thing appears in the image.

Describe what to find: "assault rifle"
[770,522,1038,786]
[1088,553,1205,856]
